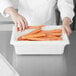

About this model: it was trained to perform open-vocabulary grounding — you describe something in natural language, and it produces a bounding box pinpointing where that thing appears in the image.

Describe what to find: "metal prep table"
[0,30,76,76]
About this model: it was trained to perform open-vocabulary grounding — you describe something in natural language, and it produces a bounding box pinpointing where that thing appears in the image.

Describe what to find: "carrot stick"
[17,25,45,31]
[42,29,62,33]
[49,37,62,40]
[25,37,51,41]
[22,28,41,37]
[16,37,30,41]
[22,33,46,39]
[51,32,62,36]
[50,29,62,33]
[41,30,62,37]
[27,25,45,29]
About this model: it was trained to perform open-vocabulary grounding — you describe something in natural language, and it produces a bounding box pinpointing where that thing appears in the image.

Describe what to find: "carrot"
[22,33,46,39]
[49,37,62,40]
[27,28,41,35]
[27,25,45,29]
[25,37,51,41]
[50,29,62,33]
[40,36,62,40]
[41,35,62,40]
[26,36,62,41]
[51,32,62,36]
[42,29,62,33]
[16,36,31,41]
[17,25,45,31]
[22,28,41,37]
[41,29,62,37]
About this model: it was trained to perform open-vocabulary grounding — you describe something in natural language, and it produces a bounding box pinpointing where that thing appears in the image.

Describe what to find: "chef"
[0,0,74,35]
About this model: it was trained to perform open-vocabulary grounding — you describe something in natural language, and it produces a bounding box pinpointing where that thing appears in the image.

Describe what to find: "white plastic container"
[0,53,19,76]
[10,26,70,54]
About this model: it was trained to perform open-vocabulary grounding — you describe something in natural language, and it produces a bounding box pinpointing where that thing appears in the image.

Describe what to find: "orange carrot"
[51,32,62,36]
[41,30,62,37]
[17,37,26,41]
[16,36,31,41]
[22,28,41,37]
[48,36,62,40]
[50,29,62,33]
[22,33,46,39]
[25,37,51,41]
[17,25,45,31]
[42,29,62,33]
[27,25,45,29]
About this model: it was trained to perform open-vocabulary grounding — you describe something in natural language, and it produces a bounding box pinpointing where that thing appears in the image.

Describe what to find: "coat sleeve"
[57,0,74,22]
[0,0,13,17]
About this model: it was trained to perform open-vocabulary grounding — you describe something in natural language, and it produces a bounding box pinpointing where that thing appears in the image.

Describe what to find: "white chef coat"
[0,0,74,25]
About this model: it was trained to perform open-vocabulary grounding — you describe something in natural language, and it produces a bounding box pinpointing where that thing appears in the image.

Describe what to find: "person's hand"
[4,7,28,31]
[62,24,72,36]
[11,13,28,31]
[62,17,72,36]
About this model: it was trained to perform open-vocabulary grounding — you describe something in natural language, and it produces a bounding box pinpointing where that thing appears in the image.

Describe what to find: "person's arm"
[4,7,28,31]
[57,0,74,35]
[0,0,28,31]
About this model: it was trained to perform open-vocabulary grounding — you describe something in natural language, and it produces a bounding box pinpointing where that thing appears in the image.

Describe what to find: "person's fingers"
[68,27,72,35]
[11,14,28,31]
[63,26,72,36]
[17,21,23,31]
[14,21,18,31]
[62,25,69,35]
[66,26,72,36]
[62,26,67,34]
[23,18,28,29]
[20,19,25,31]
[65,26,69,35]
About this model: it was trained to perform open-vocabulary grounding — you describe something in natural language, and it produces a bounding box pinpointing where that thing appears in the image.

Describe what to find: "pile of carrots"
[16,25,62,41]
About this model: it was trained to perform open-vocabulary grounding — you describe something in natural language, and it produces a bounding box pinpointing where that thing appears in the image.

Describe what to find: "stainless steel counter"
[0,31,76,76]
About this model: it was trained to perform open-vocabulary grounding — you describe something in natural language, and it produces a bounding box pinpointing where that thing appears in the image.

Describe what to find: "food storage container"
[10,25,70,54]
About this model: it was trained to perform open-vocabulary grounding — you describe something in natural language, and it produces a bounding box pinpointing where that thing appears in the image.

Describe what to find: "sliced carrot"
[16,37,30,41]
[27,28,41,35]
[22,33,46,39]
[50,29,62,33]
[17,25,45,31]
[49,37,62,40]
[27,25,45,29]
[51,33,62,36]
[22,28,41,37]
[41,30,62,37]
[25,37,51,41]
[42,29,62,33]
[41,35,62,40]
[17,37,25,41]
